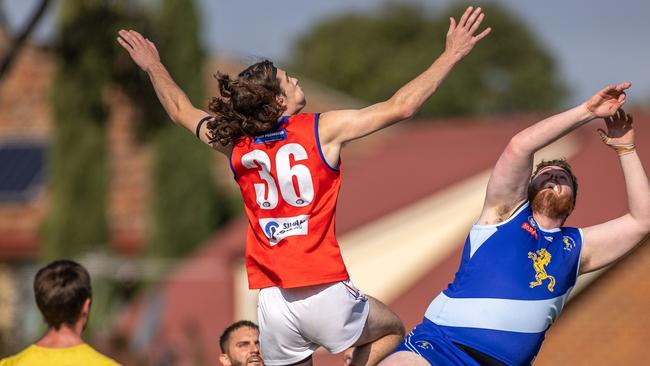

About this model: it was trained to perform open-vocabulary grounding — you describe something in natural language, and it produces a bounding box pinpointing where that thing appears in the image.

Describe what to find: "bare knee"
[372,296,404,337]
[384,313,405,339]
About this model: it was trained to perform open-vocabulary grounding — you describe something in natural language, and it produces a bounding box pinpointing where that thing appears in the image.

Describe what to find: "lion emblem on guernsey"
[563,236,576,251]
[528,248,556,292]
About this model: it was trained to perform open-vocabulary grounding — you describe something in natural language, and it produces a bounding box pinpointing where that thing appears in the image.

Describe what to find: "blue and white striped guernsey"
[425,201,583,365]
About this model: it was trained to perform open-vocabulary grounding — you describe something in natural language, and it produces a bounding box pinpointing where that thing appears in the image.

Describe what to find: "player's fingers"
[129,30,148,48]
[465,7,482,29]
[474,27,492,42]
[447,17,456,35]
[469,13,484,34]
[123,32,146,52]
[597,129,610,144]
[601,84,616,97]
[458,6,473,28]
[616,82,632,91]
[118,29,135,47]
[117,36,134,52]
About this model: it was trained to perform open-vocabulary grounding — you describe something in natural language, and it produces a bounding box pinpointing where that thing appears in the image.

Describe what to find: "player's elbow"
[506,133,531,159]
[626,213,650,241]
[390,98,417,121]
[168,95,196,124]
[399,107,417,120]
[639,216,650,236]
[169,104,195,127]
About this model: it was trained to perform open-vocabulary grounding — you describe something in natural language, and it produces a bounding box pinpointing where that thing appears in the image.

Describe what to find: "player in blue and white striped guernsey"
[380,83,650,366]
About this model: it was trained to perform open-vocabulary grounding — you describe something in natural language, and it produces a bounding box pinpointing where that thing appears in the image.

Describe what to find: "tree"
[44,0,232,262]
[147,0,230,259]
[43,0,118,259]
[42,0,126,337]
[291,3,567,117]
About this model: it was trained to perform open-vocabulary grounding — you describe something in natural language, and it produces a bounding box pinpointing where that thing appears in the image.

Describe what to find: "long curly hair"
[207,60,286,146]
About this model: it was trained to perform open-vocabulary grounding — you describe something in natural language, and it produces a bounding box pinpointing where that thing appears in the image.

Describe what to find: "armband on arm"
[195,116,211,139]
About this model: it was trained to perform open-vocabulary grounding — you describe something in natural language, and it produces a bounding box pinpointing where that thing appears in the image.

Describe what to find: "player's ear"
[219,353,231,366]
[276,93,287,109]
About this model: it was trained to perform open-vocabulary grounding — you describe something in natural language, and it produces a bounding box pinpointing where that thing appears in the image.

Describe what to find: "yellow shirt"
[0,344,121,366]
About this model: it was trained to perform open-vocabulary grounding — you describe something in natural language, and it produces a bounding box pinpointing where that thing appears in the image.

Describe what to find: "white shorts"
[258,279,370,366]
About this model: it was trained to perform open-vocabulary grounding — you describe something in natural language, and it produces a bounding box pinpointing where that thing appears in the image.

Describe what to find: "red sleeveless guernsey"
[230,113,349,289]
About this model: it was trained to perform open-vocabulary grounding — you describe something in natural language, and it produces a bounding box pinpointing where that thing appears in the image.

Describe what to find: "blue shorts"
[393,318,480,366]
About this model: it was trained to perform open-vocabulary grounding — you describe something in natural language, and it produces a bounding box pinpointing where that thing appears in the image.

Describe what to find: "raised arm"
[117,30,228,154]
[579,110,650,274]
[477,83,631,224]
[317,6,491,166]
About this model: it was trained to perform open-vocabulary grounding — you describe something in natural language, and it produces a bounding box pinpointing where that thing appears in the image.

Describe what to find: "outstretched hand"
[598,108,635,147]
[584,82,631,118]
[117,29,160,72]
[445,6,491,61]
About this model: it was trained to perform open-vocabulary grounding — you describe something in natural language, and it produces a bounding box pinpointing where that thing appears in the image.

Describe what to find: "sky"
[4,0,650,106]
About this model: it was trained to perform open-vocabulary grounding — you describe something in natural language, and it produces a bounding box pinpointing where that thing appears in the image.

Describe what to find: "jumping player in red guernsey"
[117,6,490,366]
[231,112,348,289]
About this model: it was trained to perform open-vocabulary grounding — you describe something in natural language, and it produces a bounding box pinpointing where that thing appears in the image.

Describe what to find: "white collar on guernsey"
[536,222,561,233]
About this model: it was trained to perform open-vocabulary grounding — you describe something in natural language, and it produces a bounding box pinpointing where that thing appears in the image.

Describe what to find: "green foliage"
[43,1,130,337]
[111,3,166,142]
[149,129,228,258]
[291,3,567,117]
[114,0,205,142]
[44,0,232,262]
[157,0,204,102]
[147,0,230,258]
[43,0,120,259]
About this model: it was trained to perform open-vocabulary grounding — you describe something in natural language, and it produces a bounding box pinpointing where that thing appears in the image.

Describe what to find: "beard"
[229,356,262,366]
[530,188,574,220]
[229,359,246,366]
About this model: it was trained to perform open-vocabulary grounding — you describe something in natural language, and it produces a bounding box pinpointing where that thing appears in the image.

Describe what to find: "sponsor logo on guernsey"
[259,215,309,246]
[253,129,287,144]
[563,236,576,251]
[415,340,433,350]
[521,222,538,240]
[527,216,538,229]
[528,248,556,292]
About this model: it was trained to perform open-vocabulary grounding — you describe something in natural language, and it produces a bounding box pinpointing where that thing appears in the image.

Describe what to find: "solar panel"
[0,142,46,202]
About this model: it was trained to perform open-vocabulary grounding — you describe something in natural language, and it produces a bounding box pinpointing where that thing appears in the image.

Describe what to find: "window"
[0,141,46,202]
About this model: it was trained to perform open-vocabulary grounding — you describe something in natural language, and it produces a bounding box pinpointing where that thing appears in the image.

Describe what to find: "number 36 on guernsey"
[241,143,315,209]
